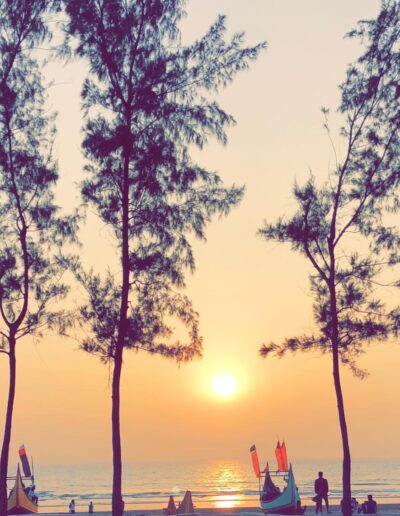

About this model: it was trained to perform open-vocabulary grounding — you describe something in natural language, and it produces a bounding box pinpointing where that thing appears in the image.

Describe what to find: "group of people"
[314,472,378,514]
[69,500,94,513]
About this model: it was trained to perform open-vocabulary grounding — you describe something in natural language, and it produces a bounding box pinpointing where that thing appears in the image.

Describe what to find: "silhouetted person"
[361,495,377,514]
[89,501,94,513]
[30,485,38,504]
[296,500,306,514]
[69,499,75,514]
[341,497,359,514]
[351,498,359,513]
[314,472,331,514]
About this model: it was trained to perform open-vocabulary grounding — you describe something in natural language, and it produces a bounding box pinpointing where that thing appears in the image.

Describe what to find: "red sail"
[19,444,32,478]
[280,441,288,472]
[275,440,283,471]
[250,444,261,478]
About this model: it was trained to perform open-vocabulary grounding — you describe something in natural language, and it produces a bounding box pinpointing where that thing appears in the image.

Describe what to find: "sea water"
[11,458,400,512]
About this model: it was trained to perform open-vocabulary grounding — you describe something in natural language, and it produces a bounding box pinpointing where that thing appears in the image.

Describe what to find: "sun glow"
[212,373,237,398]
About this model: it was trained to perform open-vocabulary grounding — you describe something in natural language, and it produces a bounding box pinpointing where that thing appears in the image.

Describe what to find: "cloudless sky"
[2,0,400,468]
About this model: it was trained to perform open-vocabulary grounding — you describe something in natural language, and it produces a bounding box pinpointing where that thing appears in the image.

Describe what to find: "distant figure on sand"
[359,495,377,514]
[69,499,75,514]
[314,472,331,514]
[351,498,359,513]
[296,500,307,514]
[89,501,94,513]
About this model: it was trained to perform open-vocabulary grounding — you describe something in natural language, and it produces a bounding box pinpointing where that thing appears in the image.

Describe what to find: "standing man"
[314,472,331,514]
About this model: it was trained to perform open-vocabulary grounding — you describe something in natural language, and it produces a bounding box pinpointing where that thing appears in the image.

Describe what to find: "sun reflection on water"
[214,493,243,509]
[202,460,248,509]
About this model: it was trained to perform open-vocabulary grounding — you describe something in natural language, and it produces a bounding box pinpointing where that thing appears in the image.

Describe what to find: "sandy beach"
[37,505,400,516]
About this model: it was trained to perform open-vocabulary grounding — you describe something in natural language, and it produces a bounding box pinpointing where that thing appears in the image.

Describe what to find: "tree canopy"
[259,0,400,375]
[63,0,266,362]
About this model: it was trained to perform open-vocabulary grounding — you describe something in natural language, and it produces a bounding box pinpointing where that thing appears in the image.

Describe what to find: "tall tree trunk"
[332,345,351,516]
[0,338,16,516]
[112,142,131,516]
[329,274,351,516]
[328,200,352,516]
[111,345,124,516]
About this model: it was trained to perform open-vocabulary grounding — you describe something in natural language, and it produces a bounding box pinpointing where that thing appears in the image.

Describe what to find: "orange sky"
[2,0,399,466]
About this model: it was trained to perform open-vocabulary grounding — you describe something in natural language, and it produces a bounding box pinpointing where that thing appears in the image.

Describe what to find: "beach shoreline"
[37,504,400,516]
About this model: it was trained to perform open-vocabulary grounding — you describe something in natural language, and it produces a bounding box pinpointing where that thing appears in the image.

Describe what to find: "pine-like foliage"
[63,0,266,363]
[63,1,265,514]
[0,2,76,514]
[258,3,400,516]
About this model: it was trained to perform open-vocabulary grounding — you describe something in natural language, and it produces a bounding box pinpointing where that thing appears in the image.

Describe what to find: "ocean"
[10,459,400,513]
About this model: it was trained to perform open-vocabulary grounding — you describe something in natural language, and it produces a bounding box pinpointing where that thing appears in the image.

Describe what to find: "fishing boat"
[7,445,38,515]
[250,442,305,515]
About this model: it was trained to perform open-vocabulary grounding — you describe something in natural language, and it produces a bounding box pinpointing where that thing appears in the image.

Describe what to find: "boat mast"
[31,456,35,483]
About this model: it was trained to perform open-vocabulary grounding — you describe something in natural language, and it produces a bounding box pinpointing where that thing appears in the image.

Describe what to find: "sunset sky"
[2,0,399,467]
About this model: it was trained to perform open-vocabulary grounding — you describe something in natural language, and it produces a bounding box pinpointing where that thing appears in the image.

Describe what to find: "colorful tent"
[163,496,177,515]
[177,491,195,514]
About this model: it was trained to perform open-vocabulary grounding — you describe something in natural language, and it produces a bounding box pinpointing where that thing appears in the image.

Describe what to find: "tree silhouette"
[0,1,76,513]
[258,3,400,516]
[62,1,266,514]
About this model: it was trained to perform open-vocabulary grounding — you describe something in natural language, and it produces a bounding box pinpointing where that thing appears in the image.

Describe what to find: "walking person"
[69,499,76,514]
[88,501,94,513]
[314,472,331,514]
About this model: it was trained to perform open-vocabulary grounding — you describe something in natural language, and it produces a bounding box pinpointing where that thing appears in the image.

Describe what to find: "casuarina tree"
[258,3,400,516]
[62,1,265,514]
[0,1,76,513]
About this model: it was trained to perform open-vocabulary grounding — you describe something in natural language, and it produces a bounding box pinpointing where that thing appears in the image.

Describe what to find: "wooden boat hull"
[7,465,38,515]
[261,464,301,515]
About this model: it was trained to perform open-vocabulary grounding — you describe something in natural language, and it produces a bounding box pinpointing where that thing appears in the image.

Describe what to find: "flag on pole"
[250,444,261,478]
[280,441,288,471]
[19,444,32,478]
[275,440,284,471]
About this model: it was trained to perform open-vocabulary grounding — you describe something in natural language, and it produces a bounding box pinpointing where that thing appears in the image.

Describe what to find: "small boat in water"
[250,442,305,515]
[7,445,38,515]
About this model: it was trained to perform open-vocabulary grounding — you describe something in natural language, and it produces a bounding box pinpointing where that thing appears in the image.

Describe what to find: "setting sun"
[212,373,237,398]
